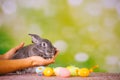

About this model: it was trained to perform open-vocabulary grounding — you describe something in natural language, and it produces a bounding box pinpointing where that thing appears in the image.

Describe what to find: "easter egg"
[66,66,79,76]
[43,67,54,76]
[78,68,90,77]
[54,67,63,76]
[54,67,70,78]
[36,66,45,76]
[36,66,45,73]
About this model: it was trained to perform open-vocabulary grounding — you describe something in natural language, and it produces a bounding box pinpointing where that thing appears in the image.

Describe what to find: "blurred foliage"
[0,26,15,54]
[0,0,120,72]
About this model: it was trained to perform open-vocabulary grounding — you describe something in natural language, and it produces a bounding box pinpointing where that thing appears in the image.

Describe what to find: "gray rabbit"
[11,34,56,74]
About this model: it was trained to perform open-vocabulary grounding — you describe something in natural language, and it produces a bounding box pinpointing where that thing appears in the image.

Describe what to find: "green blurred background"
[0,0,120,73]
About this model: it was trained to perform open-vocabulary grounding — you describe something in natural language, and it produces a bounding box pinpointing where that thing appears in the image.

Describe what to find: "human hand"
[3,42,24,60]
[30,50,59,66]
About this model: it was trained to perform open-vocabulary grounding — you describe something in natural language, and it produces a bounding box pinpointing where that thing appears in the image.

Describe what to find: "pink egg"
[54,67,70,78]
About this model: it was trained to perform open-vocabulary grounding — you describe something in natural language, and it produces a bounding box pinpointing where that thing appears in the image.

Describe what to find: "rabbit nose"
[46,51,53,55]
[46,49,53,53]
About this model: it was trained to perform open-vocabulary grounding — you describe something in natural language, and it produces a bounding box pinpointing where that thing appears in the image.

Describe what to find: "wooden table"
[0,72,120,80]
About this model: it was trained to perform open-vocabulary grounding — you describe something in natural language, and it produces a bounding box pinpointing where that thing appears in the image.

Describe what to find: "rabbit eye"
[41,42,47,47]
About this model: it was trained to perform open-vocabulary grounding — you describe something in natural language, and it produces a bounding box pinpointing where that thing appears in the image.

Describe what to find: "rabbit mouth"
[42,52,54,58]
[43,55,53,59]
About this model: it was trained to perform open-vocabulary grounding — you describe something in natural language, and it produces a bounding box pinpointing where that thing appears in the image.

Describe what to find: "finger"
[40,50,59,65]
[44,50,59,61]
[53,50,59,59]
[15,42,24,50]
[44,59,55,64]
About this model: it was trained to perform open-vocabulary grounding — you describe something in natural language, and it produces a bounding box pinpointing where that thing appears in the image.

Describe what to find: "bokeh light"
[106,56,119,65]
[1,0,17,15]
[68,0,83,6]
[54,40,68,53]
[75,52,89,62]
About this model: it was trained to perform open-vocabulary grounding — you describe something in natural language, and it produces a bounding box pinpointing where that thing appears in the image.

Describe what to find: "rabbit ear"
[29,34,42,44]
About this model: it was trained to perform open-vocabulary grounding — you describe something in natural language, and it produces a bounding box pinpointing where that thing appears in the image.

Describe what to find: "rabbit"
[11,34,56,74]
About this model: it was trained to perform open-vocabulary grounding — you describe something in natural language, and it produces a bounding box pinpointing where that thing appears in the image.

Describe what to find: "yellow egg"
[43,67,54,76]
[77,68,90,77]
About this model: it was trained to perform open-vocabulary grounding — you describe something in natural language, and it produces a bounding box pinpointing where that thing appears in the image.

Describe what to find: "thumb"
[15,42,24,50]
